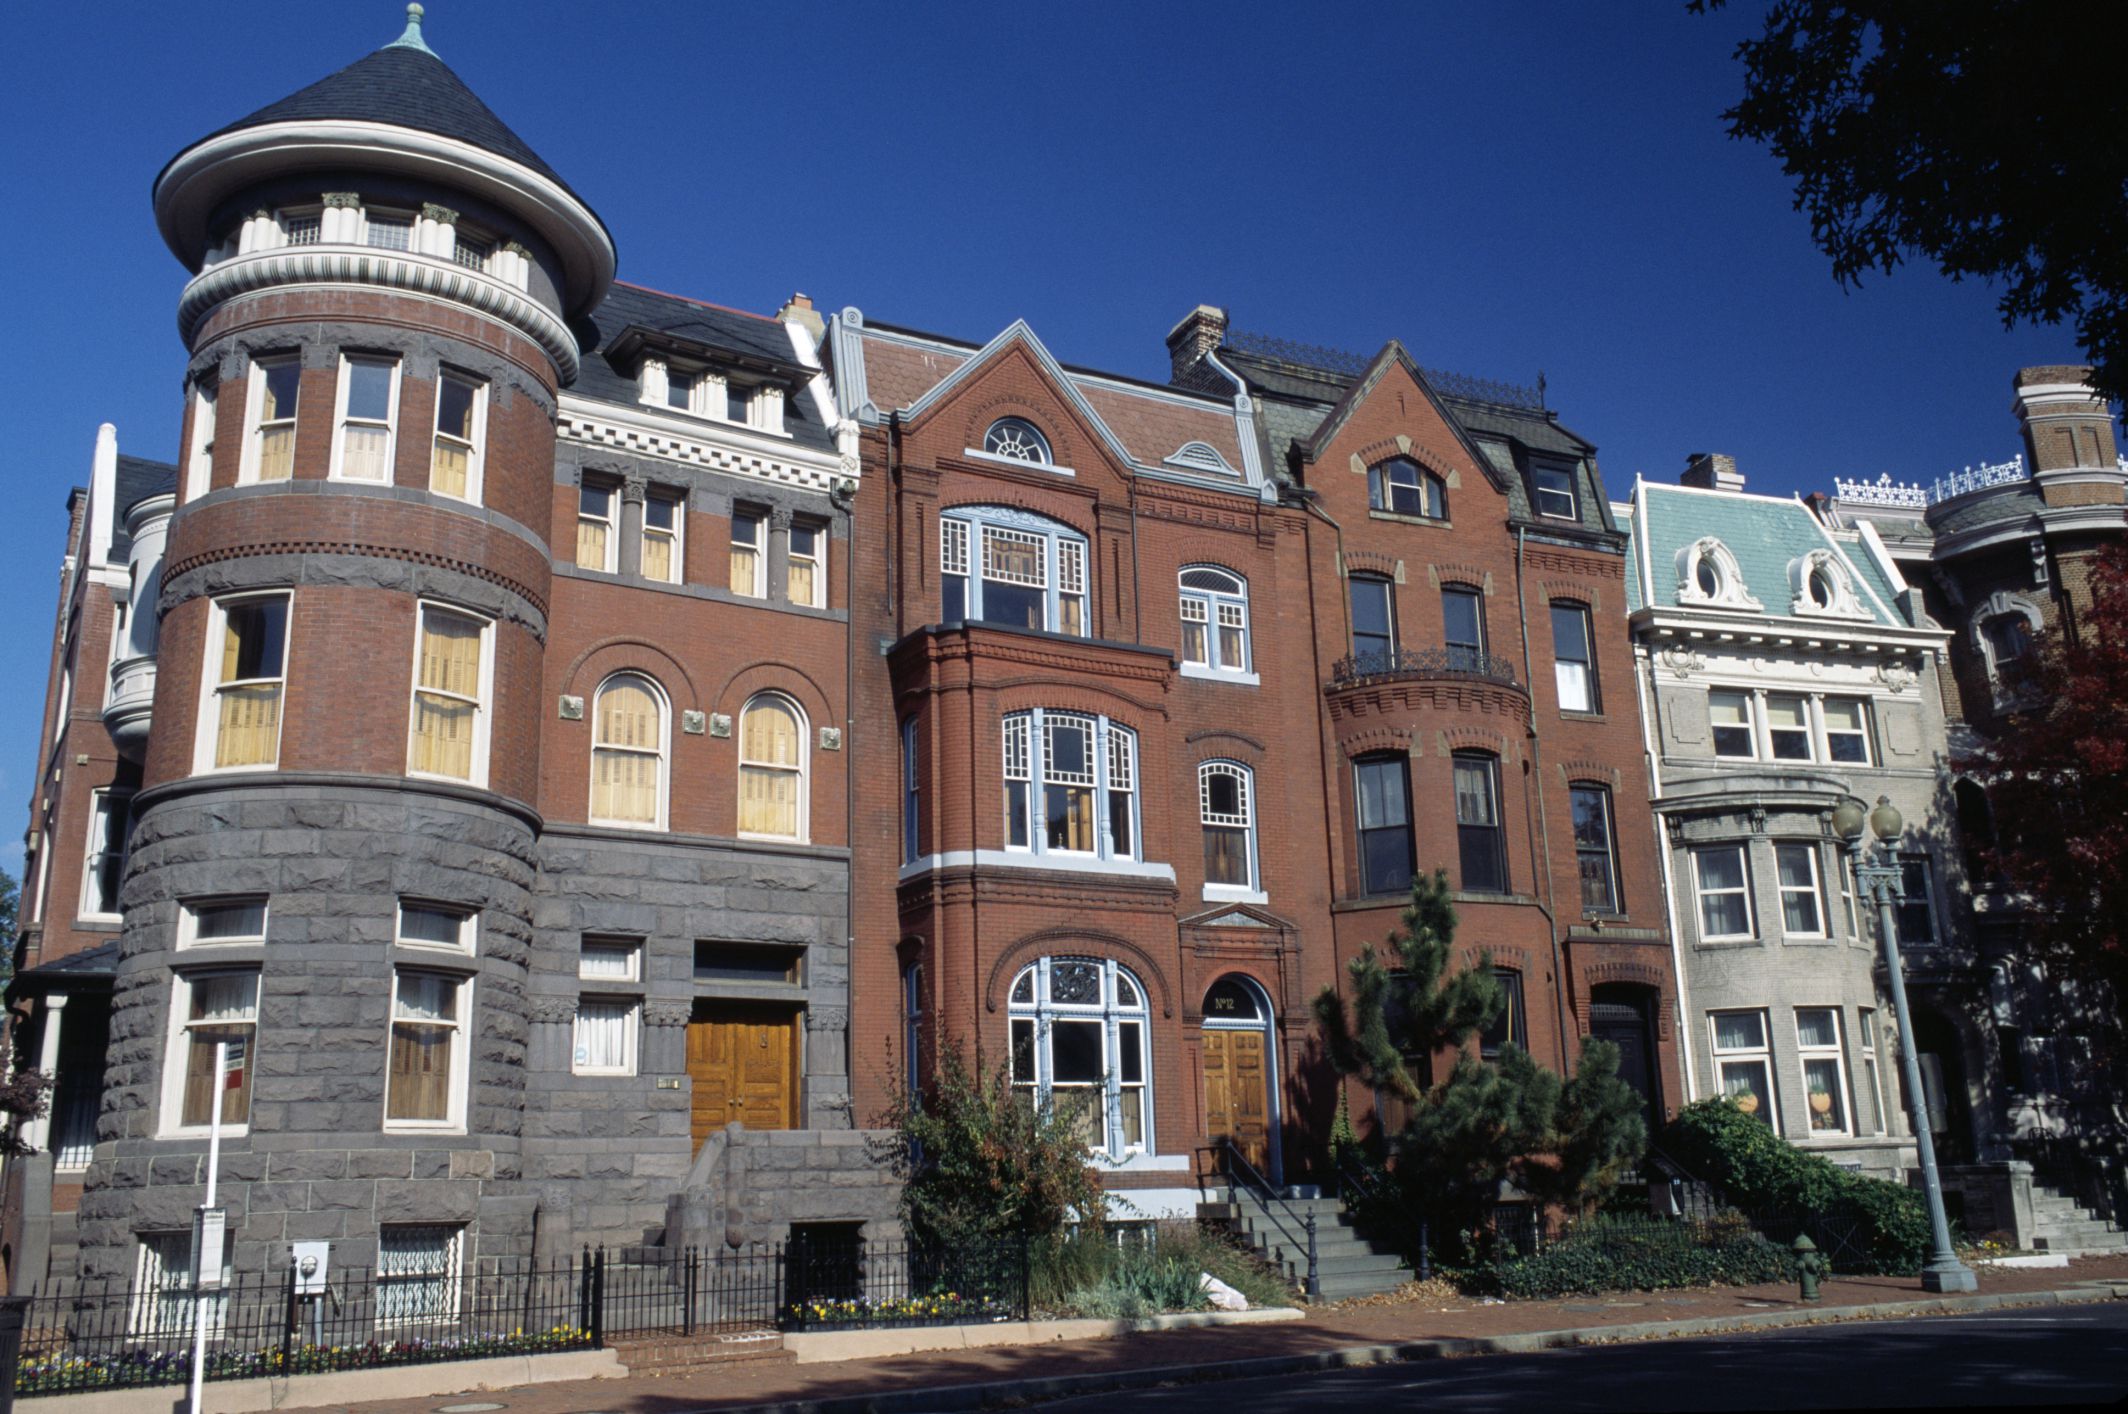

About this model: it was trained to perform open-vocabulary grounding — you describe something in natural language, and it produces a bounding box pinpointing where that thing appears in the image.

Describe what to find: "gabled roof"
[180,21,578,201]
[1629,481,1909,628]
[573,283,836,452]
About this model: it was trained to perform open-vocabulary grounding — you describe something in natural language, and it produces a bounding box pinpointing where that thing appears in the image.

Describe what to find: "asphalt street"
[1028,1301,2128,1411]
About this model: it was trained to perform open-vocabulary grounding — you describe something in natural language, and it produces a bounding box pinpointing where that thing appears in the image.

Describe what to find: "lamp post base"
[1921,1260,1979,1294]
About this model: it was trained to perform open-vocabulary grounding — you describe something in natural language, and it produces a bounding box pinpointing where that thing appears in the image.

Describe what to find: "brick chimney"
[777,291,825,342]
[1681,452,1745,493]
[2013,365,2118,476]
[1165,304,1229,386]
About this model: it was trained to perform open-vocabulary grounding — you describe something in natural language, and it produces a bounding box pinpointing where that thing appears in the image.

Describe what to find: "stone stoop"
[1200,1190,1410,1301]
[607,1328,793,1376]
[2029,1185,2128,1255]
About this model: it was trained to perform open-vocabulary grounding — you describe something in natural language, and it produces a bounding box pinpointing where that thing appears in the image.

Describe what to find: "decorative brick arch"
[1427,562,1494,594]
[1185,728,1266,762]
[562,637,702,712]
[1343,548,1401,580]
[985,929,1175,1018]
[1538,579,1603,613]
[1558,760,1624,790]
[1440,725,1509,756]
[1338,725,1416,759]
[711,657,837,728]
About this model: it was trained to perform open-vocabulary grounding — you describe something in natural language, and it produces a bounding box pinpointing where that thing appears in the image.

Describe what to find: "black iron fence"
[1329,647,1521,689]
[10,1237,1030,1396]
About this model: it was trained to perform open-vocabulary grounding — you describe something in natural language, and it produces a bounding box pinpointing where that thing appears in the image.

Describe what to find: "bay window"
[940,508,1088,635]
[247,357,300,483]
[1008,956,1149,1158]
[430,372,483,502]
[1776,843,1826,936]
[385,970,468,1129]
[1709,1010,1775,1125]
[1693,844,1753,939]
[206,595,288,770]
[333,355,399,482]
[1001,710,1137,861]
[166,970,258,1133]
[1349,575,1396,667]
[407,605,490,784]
[1795,1008,1852,1136]
[1453,752,1507,894]
[1354,754,1414,897]
[1442,586,1487,672]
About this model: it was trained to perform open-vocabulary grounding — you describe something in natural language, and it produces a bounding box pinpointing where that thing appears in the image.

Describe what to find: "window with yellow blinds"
[408,606,488,783]
[576,483,616,572]
[430,372,483,502]
[250,358,300,483]
[738,693,806,840]
[730,510,764,596]
[210,596,288,769]
[642,493,682,583]
[590,674,665,827]
[168,970,257,1133]
[788,523,823,607]
[385,970,466,1128]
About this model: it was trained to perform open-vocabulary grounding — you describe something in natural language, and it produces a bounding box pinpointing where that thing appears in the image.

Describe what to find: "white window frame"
[80,789,132,921]
[940,507,1090,636]
[1840,852,1861,939]
[1531,459,1578,519]
[1764,692,1813,762]
[1857,1008,1888,1135]
[576,482,618,573]
[194,593,290,774]
[383,969,472,1134]
[578,937,642,983]
[1001,709,1139,862]
[588,672,670,830]
[1551,601,1598,713]
[1819,696,1873,765]
[572,996,640,1077]
[329,354,401,483]
[405,602,495,787]
[132,1230,232,1339]
[901,716,921,865]
[241,356,302,485]
[1774,842,1827,939]
[159,968,259,1139]
[1692,844,1754,941]
[1199,760,1260,899]
[177,897,268,951]
[788,521,826,608]
[429,370,486,505]
[1179,567,1253,680]
[737,691,809,843]
[642,491,684,585]
[376,1224,465,1328]
[1708,688,1756,760]
[396,900,475,955]
[185,384,217,503]
[982,417,1052,464]
[730,509,766,598]
[1795,1007,1854,1138]
[1708,1009,1776,1126]
[1007,956,1151,1159]
[361,207,416,252]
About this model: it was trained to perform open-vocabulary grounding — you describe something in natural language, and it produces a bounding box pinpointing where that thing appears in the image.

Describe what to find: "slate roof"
[1630,482,1907,627]
[574,283,835,452]
[112,455,178,563]
[1614,502,1643,613]
[181,36,582,204]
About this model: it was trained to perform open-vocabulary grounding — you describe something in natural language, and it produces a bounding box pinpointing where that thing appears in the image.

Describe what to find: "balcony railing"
[1330,646,1521,689]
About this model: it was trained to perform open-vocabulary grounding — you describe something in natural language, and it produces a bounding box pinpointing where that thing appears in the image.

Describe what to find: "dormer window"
[363,210,414,252]
[1676,537,1762,611]
[1787,549,1869,619]
[667,369,697,412]
[281,210,322,246]
[726,384,754,427]
[1532,461,1578,519]
[1368,457,1446,518]
[983,418,1051,464]
[451,230,494,272]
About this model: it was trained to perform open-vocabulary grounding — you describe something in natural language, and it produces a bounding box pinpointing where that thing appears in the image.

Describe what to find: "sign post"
[188,1039,240,1414]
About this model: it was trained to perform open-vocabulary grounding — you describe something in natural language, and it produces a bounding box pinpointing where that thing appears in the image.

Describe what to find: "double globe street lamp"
[1832,795,1978,1293]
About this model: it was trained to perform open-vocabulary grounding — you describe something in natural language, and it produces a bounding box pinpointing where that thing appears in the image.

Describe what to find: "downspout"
[839,437,860,1129]
[1635,637,1698,1102]
[1517,526,1573,1072]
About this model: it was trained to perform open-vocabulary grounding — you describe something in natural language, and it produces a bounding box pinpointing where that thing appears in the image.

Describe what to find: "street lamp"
[1833,795,1978,1293]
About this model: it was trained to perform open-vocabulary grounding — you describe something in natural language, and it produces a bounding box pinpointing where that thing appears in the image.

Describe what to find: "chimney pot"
[1681,452,1745,493]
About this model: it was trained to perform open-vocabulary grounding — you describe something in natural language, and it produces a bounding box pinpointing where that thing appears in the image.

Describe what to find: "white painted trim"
[192,593,290,775]
[963,447,1076,477]
[557,398,847,495]
[1202,885,1269,905]
[1101,1187,1199,1220]
[1090,1152,1191,1173]
[404,600,496,790]
[328,353,402,484]
[899,851,1177,883]
[380,970,473,1134]
[1178,663,1260,686]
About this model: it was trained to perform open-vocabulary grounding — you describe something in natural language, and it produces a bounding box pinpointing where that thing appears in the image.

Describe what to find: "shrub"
[1472,1213,1791,1299]
[1662,1099,1930,1274]
[1034,1222,1290,1318]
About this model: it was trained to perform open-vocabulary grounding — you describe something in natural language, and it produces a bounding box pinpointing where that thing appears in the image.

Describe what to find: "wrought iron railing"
[1210,1139,1320,1298]
[1330,646,1521,689]
[1834,454,2036,510]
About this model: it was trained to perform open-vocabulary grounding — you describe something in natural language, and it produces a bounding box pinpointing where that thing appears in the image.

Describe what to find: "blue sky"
[0,1,2108,877]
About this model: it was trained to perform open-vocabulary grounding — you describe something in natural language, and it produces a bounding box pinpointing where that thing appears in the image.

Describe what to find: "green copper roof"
[1630,482,1904,627]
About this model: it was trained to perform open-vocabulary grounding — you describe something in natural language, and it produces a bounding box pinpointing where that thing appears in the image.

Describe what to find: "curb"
[699,1284,2126,1414]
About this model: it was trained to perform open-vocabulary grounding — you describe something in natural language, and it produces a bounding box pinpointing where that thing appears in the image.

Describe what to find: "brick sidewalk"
[335,1254,2128,1414]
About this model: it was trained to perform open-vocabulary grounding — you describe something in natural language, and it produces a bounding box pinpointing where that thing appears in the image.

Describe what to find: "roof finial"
[386,2,436,56]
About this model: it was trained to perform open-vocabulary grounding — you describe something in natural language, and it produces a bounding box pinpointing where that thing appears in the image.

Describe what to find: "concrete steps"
[1204,1189,1411,1301]
[2029,1183,2127,1255]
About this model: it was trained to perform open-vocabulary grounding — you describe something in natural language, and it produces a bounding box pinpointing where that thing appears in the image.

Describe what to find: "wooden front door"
[1203,1028,1271,1171]
[688,1004,799,1147]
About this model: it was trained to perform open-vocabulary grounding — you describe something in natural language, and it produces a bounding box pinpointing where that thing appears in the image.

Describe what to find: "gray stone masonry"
[664,1126,901,1253]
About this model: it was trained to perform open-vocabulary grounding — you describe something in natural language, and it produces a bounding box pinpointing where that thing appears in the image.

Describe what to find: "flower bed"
[14,1324,592,1395]
[784,1292,1018,1330]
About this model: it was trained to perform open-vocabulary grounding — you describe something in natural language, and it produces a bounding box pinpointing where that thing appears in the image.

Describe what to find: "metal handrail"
[1329,646,1521,689]
[1212,1139,1319,1299]
[1336,1158,1431,1280]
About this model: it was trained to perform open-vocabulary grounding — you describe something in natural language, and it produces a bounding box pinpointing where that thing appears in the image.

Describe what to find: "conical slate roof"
[188,8,577,200]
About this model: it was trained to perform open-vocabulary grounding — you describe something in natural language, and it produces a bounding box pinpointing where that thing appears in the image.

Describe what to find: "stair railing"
[1336,1157,1431,1280]
[1213,1138,1319,1298]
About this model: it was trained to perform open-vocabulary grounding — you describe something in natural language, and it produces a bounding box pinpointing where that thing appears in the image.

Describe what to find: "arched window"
[982,417,1052,464]
[1367,457,1446,518]
[1199,761,1257,893]
[1970,591,2044,706]
[1001,709,1137,861]
[1676,538,1762,611]
[1008,956,1150,1157]
[1179,567,1250,674]
[1788,548,1867,618]
[940,505,1088,635]
[589,673,667,827]
[738,693,806,841]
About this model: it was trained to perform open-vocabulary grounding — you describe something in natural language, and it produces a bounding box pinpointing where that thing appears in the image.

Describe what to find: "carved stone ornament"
[421,203,460,225]
[322,192,362,209]
[681,710,707,735]
[531,997,578,1025]
[819,727,844,751]
[1748,806,1769,835]
[621,475,647,504]
[807,1007,849,1031]
[1873,661,1917,695]
[1659,646,1704,677]
[645,1000,693,1028]
[709,713,734,738]
[558,695,585,721]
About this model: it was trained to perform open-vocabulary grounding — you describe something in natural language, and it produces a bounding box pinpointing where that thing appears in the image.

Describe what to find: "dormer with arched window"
[1675,537,1762,611]
[1788,548,1871,620]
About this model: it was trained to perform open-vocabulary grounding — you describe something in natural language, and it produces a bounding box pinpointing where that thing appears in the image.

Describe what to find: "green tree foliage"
[879,1042,1104,1249]
[1315,871,1647,1237]
[1695,1,2128,401]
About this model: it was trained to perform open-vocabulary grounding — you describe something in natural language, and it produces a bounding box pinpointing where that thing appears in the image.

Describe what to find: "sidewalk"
[337,1254,2128,1414]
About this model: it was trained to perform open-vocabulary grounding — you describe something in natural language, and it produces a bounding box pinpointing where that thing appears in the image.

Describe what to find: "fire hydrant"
[1793,1234,1826,1302]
